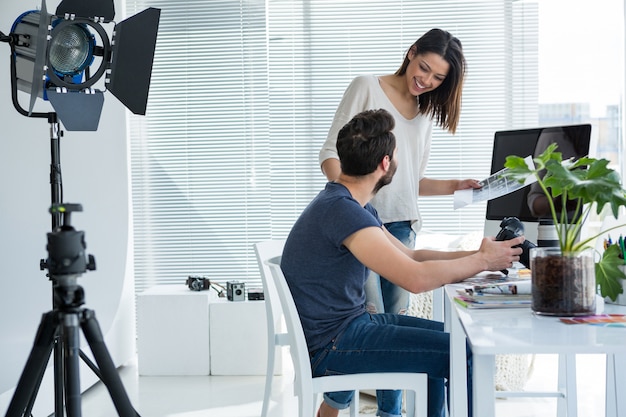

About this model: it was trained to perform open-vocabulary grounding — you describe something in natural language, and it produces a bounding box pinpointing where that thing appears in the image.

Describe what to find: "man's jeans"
[364,221,414,314]
[310,312,473,417]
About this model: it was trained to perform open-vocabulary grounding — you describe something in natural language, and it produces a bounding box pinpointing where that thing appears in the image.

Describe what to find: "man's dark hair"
[336,109,396,176]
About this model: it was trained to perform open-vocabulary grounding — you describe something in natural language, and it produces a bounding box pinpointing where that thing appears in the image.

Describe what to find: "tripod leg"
[20,330,59,417]
[5,311,58,417]
[54,333,65,417]
[80,309,140,417]
[79,349,104,379]
[63,313,83,417]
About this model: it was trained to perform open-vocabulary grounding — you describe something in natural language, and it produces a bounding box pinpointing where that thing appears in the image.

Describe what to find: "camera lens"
[537,218,559,247]
[235,289,242,296]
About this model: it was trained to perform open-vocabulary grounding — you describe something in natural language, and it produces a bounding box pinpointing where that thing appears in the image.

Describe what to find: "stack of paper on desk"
[454,275,532,309]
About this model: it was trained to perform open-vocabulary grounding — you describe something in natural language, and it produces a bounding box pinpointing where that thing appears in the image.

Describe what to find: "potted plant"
[504,142,626,314]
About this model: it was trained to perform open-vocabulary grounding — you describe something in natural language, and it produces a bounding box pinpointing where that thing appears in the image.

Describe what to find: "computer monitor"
[483,124,592,244]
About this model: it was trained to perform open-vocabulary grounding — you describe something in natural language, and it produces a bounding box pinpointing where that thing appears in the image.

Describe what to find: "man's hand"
[477,236,525,271]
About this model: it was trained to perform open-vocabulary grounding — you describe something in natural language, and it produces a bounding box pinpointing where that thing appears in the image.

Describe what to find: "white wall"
[0,0,135,414]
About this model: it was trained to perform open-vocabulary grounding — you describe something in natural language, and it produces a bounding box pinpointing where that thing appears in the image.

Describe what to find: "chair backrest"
[254,240,287,348]
[266,257,315,390]
[254,239,286,286]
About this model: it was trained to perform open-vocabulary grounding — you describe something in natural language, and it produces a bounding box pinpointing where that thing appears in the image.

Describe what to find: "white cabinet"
[137,285,213,376]
[208,298,271,375]
[137,285,279,376]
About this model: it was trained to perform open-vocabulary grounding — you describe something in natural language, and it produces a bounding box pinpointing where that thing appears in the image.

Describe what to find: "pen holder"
[605,265,626,306]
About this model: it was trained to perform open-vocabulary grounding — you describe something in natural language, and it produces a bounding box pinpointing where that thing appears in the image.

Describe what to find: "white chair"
[254,240,288,417]
[265,256,428,417]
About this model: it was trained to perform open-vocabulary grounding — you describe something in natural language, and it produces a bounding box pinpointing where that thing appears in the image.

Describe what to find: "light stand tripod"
[2,27,140,417]
[4,204,139,417]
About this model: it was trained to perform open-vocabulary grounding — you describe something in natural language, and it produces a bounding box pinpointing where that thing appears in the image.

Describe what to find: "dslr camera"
[186,275,210,291]
[227,280,245,301]
[495,217,536,268]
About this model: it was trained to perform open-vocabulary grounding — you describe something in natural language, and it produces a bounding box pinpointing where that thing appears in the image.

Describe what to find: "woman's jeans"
[364,221,414,314]
[310,312,473,417]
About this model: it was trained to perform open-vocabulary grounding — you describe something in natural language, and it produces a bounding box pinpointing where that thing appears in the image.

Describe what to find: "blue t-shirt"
[281,182,382,352]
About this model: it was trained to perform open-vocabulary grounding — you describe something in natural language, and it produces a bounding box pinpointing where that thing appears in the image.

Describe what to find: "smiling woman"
[317,28,474,316]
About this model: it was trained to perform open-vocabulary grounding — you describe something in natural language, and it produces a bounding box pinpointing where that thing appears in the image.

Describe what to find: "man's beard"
[373,159,397,194]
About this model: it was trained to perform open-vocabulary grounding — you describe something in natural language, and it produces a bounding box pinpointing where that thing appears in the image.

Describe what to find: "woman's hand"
[456,179,482,190]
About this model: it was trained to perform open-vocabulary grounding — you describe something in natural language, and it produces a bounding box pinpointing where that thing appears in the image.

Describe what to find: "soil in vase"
[531,249,595,316]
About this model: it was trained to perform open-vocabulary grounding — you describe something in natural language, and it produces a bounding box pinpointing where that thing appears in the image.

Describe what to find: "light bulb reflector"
[49,24,93,76]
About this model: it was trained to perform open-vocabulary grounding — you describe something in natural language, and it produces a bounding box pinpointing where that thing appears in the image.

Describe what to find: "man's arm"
[343,226,523,293]
[381,226,477,261]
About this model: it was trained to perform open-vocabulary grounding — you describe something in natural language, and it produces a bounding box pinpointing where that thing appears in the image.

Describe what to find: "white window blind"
[124,0,582,292]
[128,0,271,292]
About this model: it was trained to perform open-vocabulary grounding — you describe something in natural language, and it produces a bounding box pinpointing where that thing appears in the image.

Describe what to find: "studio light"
[7,0,160,131]
[1,2,162,415]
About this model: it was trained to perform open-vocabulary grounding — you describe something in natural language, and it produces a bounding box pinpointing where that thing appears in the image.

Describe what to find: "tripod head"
[40,203,96,306]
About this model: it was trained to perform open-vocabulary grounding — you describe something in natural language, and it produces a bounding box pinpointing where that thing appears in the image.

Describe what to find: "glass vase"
[530,247,596,316]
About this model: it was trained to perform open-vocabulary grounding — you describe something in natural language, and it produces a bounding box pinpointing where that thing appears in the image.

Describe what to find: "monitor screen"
[485,124,592,223]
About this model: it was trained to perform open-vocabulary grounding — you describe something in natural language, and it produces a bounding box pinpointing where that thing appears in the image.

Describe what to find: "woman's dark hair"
[395,28,466,134]
[336,109,396,176]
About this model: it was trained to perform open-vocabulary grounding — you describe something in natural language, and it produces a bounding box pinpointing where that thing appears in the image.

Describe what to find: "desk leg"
[473,354,495,417]
[446,298,468,417]
[557,354,577,417]
[606,353,626,417]
[616,354,626,417]
[432,287,444,322]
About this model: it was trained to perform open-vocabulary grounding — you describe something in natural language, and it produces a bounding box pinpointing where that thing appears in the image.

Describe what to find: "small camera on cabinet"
[227,280,245,301]
[186,275,210,291]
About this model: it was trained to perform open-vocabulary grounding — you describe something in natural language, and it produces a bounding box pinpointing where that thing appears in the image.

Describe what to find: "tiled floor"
[76,353,607,416]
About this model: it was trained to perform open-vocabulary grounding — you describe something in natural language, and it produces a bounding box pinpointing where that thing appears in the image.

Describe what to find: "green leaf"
[503,155,532,181]
[596,245,626,301]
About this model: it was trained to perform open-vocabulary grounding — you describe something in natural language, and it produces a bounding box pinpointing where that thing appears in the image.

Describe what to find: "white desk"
[444,284,626,417]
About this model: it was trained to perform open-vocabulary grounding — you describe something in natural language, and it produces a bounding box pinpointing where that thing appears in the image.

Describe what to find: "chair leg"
[302,393,316,417]
[405,389,414,417]
[350,390,359,417]
[261,347,276,417]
